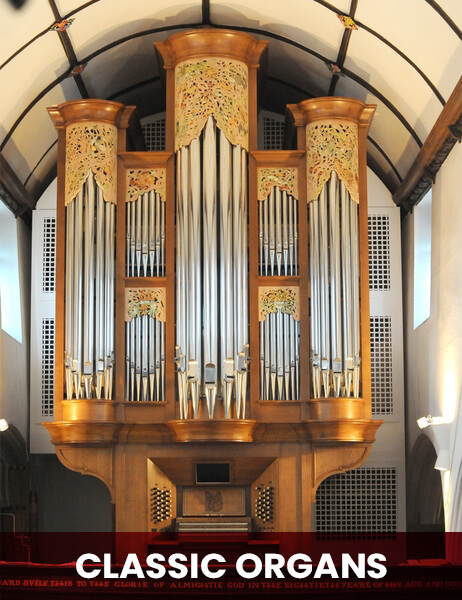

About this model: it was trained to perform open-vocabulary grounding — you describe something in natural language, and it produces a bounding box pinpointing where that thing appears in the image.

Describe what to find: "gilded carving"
[175,57,248,151]
[125,288,166,322]
[306,120,359,203]
[257,168,298,201]
[126,169,166,202]
[65,122,117,206]
[259,287,300,321]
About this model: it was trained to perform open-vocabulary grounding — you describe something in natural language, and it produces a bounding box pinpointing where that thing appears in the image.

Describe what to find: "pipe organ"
[45,29,381,538]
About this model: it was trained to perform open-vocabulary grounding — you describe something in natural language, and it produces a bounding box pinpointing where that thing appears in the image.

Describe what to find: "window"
[0,203,22,343]
[414,189,432,328]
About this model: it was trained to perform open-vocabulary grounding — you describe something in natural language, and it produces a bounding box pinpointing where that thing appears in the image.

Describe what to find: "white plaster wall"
[402,141,462,533]
[0,214,31,444]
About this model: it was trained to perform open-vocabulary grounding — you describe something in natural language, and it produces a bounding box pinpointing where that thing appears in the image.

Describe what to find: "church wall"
[402,141,462,534]
[0,212,31,443]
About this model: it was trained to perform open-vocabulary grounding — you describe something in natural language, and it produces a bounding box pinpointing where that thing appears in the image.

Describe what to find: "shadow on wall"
[30,454,113,534]
[407,434,444,532]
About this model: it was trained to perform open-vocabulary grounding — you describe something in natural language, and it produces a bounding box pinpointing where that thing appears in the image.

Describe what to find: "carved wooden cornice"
[393,77,462,211]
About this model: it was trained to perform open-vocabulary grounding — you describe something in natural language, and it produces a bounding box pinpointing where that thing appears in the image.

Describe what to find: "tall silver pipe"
[65,200,75,398]
[219,131,233,391]
[268,187,275,275]
[319,186,330,397]
[263,196,269,275]
[135,189,141,276]
[104,202,115,399]
[288,194,294,276]
[149,315,155,402]
[233,145,242,360]
[155,190,161,276]
[203,117,217,373]
[341,183,353,397]
[293,195,299,275]
[72,188,84,398]
[310,200,320,397]
[130,200,136,277]
[95,188,104,398]
[240,148,248,380]
[350,195,361,397]
[83,175,95,399]
[142,193,149,276]
[160,197,165,276]
[189,140,201,375]
[275,188,282,275]
[149,191,155,276]
[282,191,289,275]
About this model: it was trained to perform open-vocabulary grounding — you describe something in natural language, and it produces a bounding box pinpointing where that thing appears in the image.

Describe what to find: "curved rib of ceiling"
[0,0,460,204]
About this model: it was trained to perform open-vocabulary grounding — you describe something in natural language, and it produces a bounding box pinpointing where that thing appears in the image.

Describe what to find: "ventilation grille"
[262,115,285,150]
[315,468,397,540]
[150,485,172,524]
[370,316,393,415]
[42,217,56,293]
[41,318,54,417]
[143,119,166,151]
[368,214,390,290]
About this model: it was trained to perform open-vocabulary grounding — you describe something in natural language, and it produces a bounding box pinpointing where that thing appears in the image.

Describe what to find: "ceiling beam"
[0,154,35,224]
[393,77,462,211]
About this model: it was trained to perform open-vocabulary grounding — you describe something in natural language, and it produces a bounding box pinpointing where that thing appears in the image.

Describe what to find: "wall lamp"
[0,418,9,431]
[416,415,448,429]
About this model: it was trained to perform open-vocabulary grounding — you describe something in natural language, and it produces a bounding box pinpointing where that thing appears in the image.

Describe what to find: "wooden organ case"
[45,29,382,540]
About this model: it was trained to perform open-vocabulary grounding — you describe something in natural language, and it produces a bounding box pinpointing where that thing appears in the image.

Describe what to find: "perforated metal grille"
[370,316,393,415]
[41,318,54,417]
[315,468,397,540]
[42,217,56,293]
[143,119,166,151]
[262,115,285,150]
[368,214,390,290]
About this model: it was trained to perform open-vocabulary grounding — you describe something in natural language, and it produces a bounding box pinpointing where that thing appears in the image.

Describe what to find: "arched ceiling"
[1,0,461,205]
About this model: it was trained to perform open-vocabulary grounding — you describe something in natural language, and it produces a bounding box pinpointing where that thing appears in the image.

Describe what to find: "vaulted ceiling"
[1,0,461,208]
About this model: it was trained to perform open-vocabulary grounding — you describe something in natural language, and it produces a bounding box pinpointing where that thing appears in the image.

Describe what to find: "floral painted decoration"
[65,122,117,206]
[69,63,87,77]
[127,169,166,202]
[257,168,298,201]
[325,62,343,76]
[50,18,75,32]
[259,287,300,321]
[175,57,248,151]
[337,15,358,30]
[306,120,359,203]
[125,288,166,322]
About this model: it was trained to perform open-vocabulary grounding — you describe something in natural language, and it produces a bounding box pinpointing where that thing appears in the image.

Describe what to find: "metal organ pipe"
[175,117,249,418]
[64,172,116,401]
[309,172,361,399]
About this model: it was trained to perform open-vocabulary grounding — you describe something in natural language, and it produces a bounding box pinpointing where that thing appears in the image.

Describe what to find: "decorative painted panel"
[175,57,248,150]
[306,120,359,203]
[65,122,117,206]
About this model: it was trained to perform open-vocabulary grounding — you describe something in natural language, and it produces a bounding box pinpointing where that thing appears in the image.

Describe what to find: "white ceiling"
[1,0,461,202]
